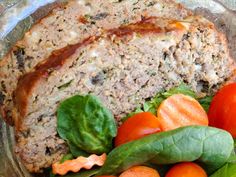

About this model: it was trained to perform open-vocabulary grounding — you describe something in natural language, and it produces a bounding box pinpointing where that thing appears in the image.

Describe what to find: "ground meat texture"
[0,91,5,105]
[0,0,191,126]
[13,48,25,72]
[12,16,235,172]
[90,12,110,21]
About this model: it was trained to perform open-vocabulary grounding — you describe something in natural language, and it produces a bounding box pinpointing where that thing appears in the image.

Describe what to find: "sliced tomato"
[115,112,162,147]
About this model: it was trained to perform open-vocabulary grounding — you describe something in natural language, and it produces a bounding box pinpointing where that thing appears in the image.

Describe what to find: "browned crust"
[14,36,98,129]
[14,17,186,129]
[107,17,186,37]
[107,17,163,37]
[0,1,68,126]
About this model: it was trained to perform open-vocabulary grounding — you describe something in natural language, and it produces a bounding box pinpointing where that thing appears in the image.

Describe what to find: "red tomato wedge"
[165,162,207,177]
[208,83,236,138]
[157,94,208,131]
[115,112,162,147]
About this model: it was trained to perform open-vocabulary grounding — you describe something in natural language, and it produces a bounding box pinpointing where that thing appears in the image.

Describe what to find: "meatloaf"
[0,0,235,173]
[12,15,236,172]
[0,0,191,125]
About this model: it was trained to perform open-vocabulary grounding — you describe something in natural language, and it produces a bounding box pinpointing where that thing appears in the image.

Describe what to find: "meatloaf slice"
[0,0,191,125]
[13,16,235,172]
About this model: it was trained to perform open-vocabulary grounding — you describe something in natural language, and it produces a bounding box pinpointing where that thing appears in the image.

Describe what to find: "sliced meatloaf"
[0,0,191,125]
[13,16,236,172]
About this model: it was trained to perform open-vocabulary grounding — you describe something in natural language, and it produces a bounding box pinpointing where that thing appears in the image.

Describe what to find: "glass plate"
[0,0,235,177]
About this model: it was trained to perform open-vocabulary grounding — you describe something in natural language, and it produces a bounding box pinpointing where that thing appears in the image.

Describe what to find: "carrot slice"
[157,94,208,131]
[52,153,106,175]
[119,166,160,177]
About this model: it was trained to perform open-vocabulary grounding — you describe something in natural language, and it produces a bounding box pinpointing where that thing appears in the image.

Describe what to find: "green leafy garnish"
[161,84,196,98]
[199,96,213,112]
[227,156,236,163]
[60,154,74,163]
[209,163,236,177]
[97,126,234,176]
[67,142,89,158]
[123,84,212,121]
[57,95,117,156]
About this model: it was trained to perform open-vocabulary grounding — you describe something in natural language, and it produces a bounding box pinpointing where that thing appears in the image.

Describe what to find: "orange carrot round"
[119,166,160,177]
[157,94,208,131]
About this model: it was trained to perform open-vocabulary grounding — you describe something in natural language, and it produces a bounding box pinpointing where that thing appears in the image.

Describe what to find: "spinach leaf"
[67,141,89,157]
[209,163,236,177]
[97,126,234,176]
[123,84,212,121]
[234,139,236,154]
[228,147,236,163]
[228,155,236,163]
[57,95,117,155]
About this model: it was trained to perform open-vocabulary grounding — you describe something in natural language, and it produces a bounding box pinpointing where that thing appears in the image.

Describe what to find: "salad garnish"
[51,84,236,177]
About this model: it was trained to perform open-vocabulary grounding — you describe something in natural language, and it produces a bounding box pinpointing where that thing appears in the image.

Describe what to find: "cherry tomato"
[208,83,236,137]
[119,166,160,177]
[165,162,207,177]
[97,176,116,177]
[115,112,162,146]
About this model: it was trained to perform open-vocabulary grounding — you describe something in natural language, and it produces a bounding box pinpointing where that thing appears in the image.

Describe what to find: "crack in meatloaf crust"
[12,15,236,172]
[0,0,191,125]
